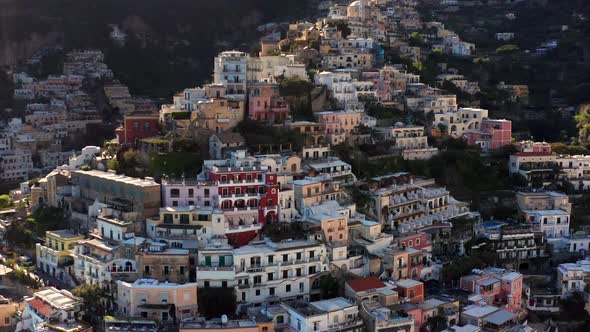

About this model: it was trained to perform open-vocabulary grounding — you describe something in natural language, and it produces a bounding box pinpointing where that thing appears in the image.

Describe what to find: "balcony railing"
[197,265,234,271]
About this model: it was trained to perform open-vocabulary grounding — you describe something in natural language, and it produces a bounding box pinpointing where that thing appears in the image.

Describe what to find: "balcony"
[219,192,261,200]
[225,223,262,234]
[197,265,234,271]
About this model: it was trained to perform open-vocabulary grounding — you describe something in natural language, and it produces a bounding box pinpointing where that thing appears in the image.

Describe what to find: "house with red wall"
[115,111,160,145]
[394,279,425,304]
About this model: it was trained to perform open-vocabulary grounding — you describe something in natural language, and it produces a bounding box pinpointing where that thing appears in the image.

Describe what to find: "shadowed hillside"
[0,0,317,97]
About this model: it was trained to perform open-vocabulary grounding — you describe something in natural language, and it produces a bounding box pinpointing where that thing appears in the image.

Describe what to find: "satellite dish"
[221,315,228,324]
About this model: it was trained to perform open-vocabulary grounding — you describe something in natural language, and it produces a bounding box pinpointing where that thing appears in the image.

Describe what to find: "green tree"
[574,103,590,145]
[424,314,448,332]
[106,158,119,172]
[0,194,12,209]
[329,20,351,38]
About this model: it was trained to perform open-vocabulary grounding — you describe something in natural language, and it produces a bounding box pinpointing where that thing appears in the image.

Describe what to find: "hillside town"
[1,0,590,331]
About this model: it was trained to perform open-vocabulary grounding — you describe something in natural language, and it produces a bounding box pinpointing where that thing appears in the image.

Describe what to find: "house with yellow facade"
[36,229,84,284]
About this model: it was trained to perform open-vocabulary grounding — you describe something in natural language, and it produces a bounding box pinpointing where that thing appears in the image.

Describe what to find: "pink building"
[466,118,512,152]
[116,279,198,324]
[459,268,523,313]
[361,70,393,101]
[397,232,431,252]
[316,110,362,134]
[248,82,289,122]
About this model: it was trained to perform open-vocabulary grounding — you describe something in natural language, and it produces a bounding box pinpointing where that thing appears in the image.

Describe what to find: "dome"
[349,0,361,7]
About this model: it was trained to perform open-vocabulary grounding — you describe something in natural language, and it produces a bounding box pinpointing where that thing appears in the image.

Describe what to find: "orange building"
[395,279,424,304]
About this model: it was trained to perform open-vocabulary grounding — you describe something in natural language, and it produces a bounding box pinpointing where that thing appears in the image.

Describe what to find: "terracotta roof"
[513,152,553,157]
[347,277,386,292]
[27,298,54,317]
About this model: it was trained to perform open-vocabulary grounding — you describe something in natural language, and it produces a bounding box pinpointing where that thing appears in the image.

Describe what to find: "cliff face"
[0,32,62,66]
[0,0,316,96]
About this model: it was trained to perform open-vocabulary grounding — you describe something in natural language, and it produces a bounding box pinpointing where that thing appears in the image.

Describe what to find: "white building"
[0,149,33,181]
[18,287,84,332]
[280,297,364,332]
[213,51,249,95]
[197,239,328,309]
[523,210,570,238]
[315,71,358,106]
[433,107,488,138]
[451,42,475,56]
[556,260,590,296]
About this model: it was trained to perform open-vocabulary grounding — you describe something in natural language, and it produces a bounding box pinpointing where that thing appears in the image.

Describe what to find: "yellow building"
[36,229,84,283]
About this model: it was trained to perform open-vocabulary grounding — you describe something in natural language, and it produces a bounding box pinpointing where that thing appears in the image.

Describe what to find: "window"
[269,287,275,296]
[170,189,180,198]
[296,252,302,260]
[256,289,261,296]
[299,282,304,292]
[242,292,246,301]
[254,275,262,284]
[283,270,289,278]
[144,266,150,274]
[204,281,210,288]
[308,266,316,274]
[286,284,291,292]
[309,250,315,258]
[313,321,320,331]
[268,255,274,264]
[276,315,284,324]
[204,189,210,197]
[296,268,302,277]
[283,254,289,262]
[188,188,194,197]
[409,289,415,298]
[179,266,185,275]
[268,272,274,281]
[180,214,190,225]
[163,266,170,275]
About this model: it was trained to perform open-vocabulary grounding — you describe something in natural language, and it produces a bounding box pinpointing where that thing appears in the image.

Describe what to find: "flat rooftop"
[311,297,355,312]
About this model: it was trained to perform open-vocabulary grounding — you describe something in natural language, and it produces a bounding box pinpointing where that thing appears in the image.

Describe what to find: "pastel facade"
[116,279,198,323]
[433,108,488,138]
[465,119,512,152]
[292,177,345,211]
[460,268,523,313]
[213,51,249,95]
[248,82,289,122]
[557,260,590,296]
[36,229,84,283]
[523,210,570,238]
[20,288,84,332]
[115,111,160,145]
[190,96,245,133]
[196,239,328,308]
